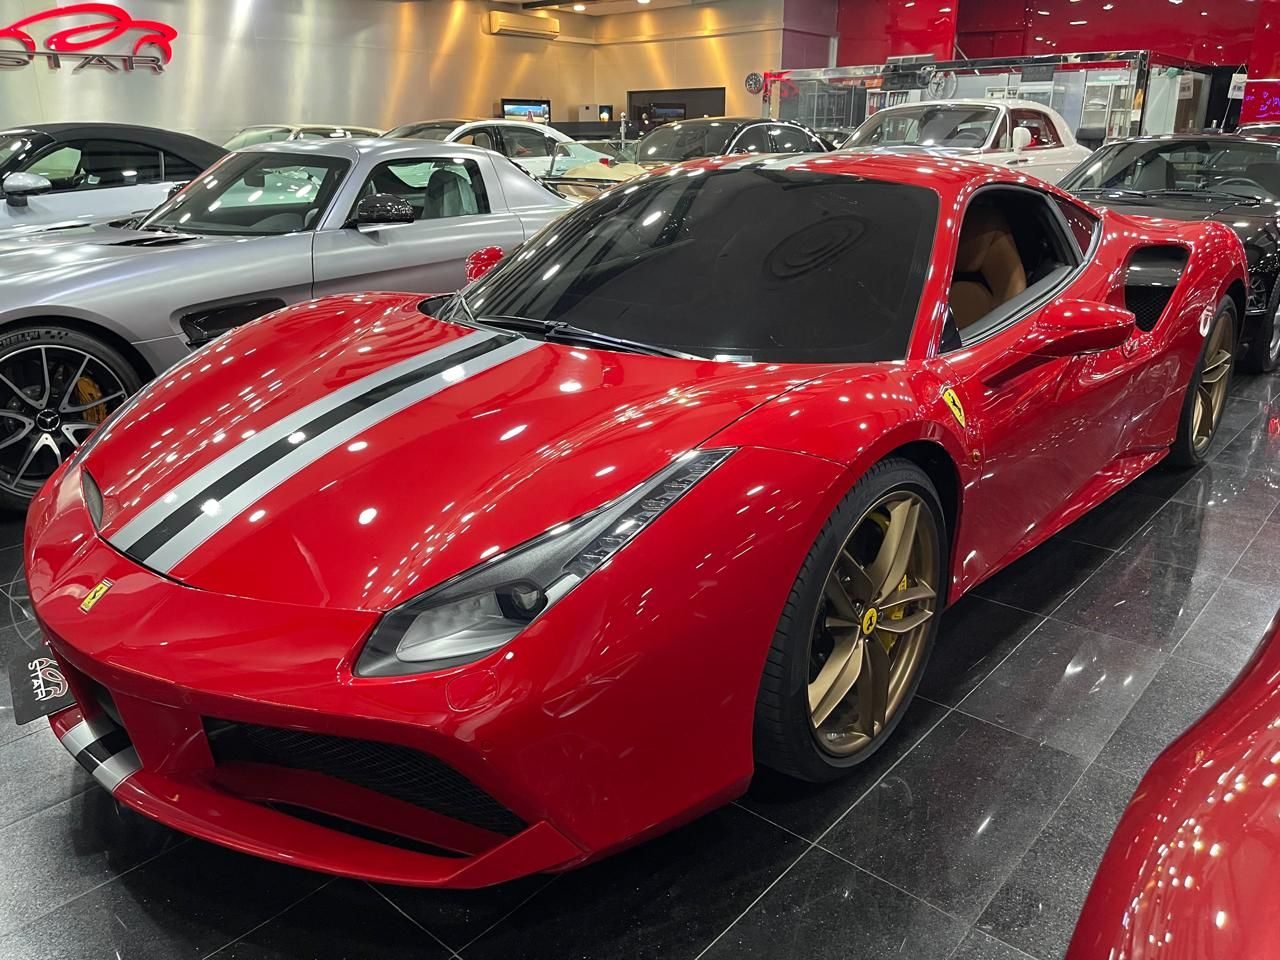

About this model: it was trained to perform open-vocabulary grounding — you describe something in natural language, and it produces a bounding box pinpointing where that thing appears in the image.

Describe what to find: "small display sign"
[1230,73,1248,100]
[7,645,75,725]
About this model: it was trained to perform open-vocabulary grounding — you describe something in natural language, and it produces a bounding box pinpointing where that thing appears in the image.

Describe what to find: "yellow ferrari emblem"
[942,388,966,428]
[861,607,879,636]
[80,579,113,614]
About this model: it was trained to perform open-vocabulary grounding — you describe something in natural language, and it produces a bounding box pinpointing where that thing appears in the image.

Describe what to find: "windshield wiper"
[1073,187,1149,198]
[476,315,701,359]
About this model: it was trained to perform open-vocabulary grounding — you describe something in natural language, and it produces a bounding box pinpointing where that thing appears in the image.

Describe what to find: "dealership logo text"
[0,50,164,72]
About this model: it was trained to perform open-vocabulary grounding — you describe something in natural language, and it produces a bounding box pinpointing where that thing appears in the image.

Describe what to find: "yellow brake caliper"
[75,377,108,424]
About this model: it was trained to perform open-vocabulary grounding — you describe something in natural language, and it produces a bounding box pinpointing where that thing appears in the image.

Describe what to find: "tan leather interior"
[949,206,1028,330]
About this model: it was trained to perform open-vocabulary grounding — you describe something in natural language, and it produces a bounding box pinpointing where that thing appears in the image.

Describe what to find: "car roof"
[390,119,480,128]
[1105,132,1280,144]
[237,138,505,163]
[666,150,1055,193]
[876,98,1043,112]
[6,122,224,162]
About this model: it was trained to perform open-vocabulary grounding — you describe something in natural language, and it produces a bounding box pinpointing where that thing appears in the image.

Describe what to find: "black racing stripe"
[73,727,132,769]
[127,334,509,562]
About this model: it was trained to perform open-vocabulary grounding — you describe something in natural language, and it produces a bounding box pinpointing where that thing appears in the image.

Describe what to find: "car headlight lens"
[81,470,104,527]
[354,447,735,677]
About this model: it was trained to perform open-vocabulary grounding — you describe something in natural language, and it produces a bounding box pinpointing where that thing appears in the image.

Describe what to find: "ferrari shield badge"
[80,579,113,614]
[942,388,966,428]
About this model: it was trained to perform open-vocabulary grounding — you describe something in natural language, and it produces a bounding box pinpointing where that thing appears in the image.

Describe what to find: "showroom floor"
[0,372,1278,960]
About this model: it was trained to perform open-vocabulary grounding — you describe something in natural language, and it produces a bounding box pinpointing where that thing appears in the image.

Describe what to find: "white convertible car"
[841,99,1092,184]
[385,118,609,178]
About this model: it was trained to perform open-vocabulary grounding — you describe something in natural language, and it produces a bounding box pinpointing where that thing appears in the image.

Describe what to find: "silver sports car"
[0,138,571,507]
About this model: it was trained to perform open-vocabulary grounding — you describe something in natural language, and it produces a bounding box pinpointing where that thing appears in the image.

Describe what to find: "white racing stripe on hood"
[141,336,543,573]
[111,329,499,552]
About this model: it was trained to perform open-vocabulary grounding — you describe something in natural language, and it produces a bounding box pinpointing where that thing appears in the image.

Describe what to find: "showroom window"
[731,125,770,154]
[502,128,553,159]
[355,159,490,220]
[1010,110,1063,149]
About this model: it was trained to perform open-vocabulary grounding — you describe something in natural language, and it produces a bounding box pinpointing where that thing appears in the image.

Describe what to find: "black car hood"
[1084,194,1280,249]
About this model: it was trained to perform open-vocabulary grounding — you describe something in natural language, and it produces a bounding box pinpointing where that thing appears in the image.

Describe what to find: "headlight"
[81,470,104,527]
[354,447,735,677]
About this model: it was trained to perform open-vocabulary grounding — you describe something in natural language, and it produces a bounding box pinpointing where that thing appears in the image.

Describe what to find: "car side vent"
[1123,246,1189,332]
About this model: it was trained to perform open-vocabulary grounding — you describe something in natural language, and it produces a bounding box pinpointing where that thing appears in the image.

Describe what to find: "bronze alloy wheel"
[807,490,939,757]
[1191,311,1233,456]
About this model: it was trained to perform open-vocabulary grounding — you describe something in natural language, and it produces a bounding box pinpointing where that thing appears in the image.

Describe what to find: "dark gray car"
[0,138,571,506]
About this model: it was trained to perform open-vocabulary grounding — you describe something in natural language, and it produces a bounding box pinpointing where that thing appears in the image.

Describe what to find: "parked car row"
[2,107,1279,513]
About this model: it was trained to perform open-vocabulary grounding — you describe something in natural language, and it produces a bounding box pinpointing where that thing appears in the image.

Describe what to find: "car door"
[931,184,1132,583]
[1,138,175,228]
[1007,109,1080,183]
[311,153,526,297]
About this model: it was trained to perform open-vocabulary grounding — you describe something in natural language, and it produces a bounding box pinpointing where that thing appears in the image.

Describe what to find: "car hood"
[1082,194,1279,248]
[0,222,233,284]
[85,292,814,611]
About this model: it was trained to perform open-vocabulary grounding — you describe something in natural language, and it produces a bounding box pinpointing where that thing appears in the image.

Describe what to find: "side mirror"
[3,172,52,207]
[1027,299,1135,357]
[465,245,506,283]
[1011,127,1033,153]
[351,193,415,230]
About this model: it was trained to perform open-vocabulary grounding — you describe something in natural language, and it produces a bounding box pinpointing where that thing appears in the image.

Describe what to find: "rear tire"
[1170,297,1235,467]
[1242,275,1280,374]
[0,325,141,511]
[754,458,946,782]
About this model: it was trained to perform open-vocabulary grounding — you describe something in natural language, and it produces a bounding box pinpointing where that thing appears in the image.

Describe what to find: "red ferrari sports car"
[1068,610,1280,960]
[25,153,1246,888]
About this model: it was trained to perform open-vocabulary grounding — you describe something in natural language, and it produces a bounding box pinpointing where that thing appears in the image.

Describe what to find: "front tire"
[1242,275,1280,373]
[1170,297,1235,467]
[0,325,141,510]
[754,458,946,782]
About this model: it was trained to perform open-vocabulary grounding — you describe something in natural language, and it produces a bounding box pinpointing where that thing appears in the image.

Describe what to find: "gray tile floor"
[0,371,1277,959]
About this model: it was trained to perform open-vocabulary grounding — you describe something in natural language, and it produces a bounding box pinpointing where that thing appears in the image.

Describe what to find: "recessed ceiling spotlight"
[573,2,585,8]
[637,0,651,5]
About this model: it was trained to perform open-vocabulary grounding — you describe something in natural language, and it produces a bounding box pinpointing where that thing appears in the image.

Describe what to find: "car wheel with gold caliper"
[754,458,946,781]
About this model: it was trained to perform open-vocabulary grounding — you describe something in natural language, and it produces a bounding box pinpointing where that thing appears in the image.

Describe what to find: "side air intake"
[1123,246,1189,332]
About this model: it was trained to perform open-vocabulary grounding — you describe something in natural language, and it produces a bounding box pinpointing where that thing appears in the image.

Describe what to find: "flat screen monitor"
[501,99,552,123]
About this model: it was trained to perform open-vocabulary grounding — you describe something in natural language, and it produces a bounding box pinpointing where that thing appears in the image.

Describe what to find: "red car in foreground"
[26,153,1246,887]
[1069,611,1280,960]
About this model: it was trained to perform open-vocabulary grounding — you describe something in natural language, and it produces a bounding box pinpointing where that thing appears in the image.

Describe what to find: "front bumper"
[28,448,843,886]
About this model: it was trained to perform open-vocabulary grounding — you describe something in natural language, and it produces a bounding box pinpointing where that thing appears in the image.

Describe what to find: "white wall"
[0,0,793,143]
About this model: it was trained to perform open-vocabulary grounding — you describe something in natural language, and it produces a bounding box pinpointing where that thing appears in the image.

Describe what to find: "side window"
[353,158,491,220]
[455,127,497,151]
[27,140,163,190]
[945,187,1078,347]
[731,125,770,155]
[161,151,204,182]
[23,144,82,189]
[1053,196,1098,257]
[769,125,823,153]
[502,128,552,159]
[1010,110,1062,150]
[991,114,1011,150]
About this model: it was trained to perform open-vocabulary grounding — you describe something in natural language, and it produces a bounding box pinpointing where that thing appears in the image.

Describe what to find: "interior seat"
[82,153,126,187]
[1244,162,1280,197]
[1131,155,1175,192]
[425,169,475,219]
[949,206,1028,330]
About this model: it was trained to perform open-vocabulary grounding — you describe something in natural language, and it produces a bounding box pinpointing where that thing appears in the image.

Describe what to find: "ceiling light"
[573,2,585,8]
[637,0,651,5]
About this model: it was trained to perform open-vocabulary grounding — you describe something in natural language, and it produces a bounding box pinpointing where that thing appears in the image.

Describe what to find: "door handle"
[1006,158,1027,166]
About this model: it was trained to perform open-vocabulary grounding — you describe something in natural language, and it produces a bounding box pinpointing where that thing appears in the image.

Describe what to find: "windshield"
[1062,139,1280,200]
[634,122,737,163]
[845,106,999,149]
[1239,125,1280,138]
[386,123,455,141]
[0,133,39,178]
[139,152,349,236]
[462,166,936,363]
[223,126,294,150]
